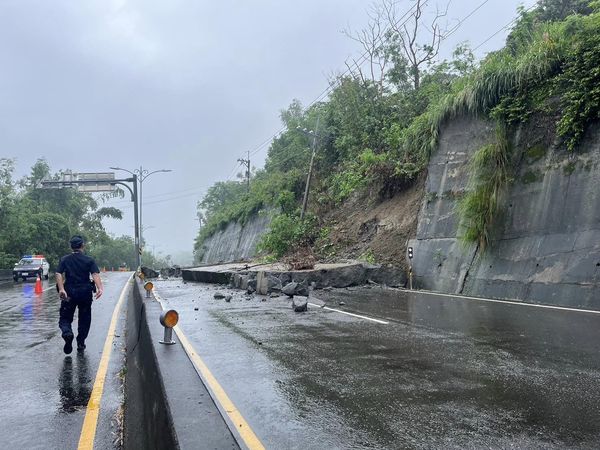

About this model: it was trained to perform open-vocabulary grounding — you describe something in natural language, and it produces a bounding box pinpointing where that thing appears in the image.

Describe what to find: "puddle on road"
[58,355,92,413]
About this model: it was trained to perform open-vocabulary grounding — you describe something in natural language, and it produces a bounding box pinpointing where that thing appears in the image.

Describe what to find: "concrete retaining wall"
[409,116,600,309]
[197,210,274,264]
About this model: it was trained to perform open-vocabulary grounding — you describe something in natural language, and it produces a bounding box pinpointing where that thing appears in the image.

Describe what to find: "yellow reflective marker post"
[152,289,265,450]
[78,277,131,450]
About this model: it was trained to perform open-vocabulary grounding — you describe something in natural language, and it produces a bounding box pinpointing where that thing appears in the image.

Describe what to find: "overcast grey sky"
[0,0,535,262]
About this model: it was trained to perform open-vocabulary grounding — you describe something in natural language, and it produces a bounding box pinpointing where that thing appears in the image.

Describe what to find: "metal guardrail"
[0,269,13,281]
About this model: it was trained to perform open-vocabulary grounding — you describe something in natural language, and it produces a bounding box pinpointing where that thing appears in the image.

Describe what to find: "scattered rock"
[282,282,298,297]
[296,280,309,297]
[292,296,308,312]
[194,307,199,311]
[339,301,346,306]
[225,295,232,302]
[269,292,280,298]
[267,275,282,292]
[160,266,182,278]
[261,298,267,302]
[282,281,309,297]
[141,266,159,278]
[247,279,257,294]
[323,286,333,291]
[214,292,226,299]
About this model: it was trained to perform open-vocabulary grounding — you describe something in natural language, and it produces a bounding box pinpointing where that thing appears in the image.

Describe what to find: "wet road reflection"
[156,280,600,449]
[59,354,92,413]
[0,273,129,450]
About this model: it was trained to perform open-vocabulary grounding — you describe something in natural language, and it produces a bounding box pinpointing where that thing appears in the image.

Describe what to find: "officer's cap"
[70,235,85,249]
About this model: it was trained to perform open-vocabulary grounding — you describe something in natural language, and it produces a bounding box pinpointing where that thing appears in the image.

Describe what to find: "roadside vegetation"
[0,158,168,269]
[194,0,600,261]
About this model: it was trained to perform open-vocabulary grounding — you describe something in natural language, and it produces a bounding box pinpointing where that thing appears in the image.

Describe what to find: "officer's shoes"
[77,342,86,353]
[63,333,74,354]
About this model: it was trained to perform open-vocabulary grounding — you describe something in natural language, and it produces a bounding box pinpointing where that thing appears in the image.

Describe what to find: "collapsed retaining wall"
[182,261,407,291]
[197,210,274,264]
[409,116,600,309]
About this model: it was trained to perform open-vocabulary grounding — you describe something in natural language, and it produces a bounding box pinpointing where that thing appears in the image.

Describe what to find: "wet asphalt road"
[0,272,130,450]
[155,280,600,449]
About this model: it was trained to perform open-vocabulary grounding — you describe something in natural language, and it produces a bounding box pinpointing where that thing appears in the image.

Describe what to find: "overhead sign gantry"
[38,171,141,268]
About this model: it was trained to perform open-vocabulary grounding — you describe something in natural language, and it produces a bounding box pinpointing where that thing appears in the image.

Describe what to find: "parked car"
[13,255,50,282]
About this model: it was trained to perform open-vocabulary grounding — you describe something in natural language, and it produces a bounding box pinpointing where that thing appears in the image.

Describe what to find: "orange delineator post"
[34,275,43,294]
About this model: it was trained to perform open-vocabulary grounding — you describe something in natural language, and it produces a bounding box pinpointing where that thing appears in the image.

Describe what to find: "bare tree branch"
[383,0,449,90]
[342,1,390,96]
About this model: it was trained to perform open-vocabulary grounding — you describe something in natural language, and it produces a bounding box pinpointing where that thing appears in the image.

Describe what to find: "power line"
[108,186,205,206]
[443,0,491,39]
[243,0,498,166]
[221,0,509,196]
[240,0,499,174]
[473,3,537,52]
[235,0,425,163]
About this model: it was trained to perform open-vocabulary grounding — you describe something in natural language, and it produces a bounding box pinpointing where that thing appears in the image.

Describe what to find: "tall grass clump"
[457,126,512,249]
[397,19,570,174]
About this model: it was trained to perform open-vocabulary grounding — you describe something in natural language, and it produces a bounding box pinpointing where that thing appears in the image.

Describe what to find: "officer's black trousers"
[59,297,93,344]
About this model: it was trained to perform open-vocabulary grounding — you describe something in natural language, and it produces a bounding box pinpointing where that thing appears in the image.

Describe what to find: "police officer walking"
[56,236,104,354]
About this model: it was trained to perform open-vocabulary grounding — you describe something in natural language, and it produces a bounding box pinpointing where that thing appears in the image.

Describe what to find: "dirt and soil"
[316,175,425,271]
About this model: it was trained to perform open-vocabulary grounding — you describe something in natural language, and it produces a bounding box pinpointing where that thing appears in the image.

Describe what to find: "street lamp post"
[110,166,172,265]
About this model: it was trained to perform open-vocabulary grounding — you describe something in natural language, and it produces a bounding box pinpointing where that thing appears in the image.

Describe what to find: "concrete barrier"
[124,279,238,449]
[0,269,13,281]
[124,280,178,450]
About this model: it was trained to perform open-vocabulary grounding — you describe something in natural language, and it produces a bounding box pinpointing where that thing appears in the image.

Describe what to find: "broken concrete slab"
[182,261,407,293]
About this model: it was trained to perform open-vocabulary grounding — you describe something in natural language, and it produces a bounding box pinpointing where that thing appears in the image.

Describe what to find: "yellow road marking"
[153,289,265,450]
[78,277,131,450]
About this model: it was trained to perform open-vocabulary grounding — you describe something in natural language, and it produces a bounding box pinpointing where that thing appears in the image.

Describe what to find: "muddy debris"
[214,292,226,299]
[225,295,232,302]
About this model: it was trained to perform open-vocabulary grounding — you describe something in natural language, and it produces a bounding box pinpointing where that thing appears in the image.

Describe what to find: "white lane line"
[307,303,389,324]
[399,289,600,315]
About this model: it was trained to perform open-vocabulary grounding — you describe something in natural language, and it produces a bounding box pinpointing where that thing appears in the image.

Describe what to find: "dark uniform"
[57,251,100,349]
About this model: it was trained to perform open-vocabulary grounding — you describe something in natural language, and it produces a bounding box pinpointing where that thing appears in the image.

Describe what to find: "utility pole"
[237,150,250,192]
[300,115,320,220]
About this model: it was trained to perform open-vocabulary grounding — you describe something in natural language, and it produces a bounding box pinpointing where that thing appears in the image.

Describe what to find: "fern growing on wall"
[457,126,512,250]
